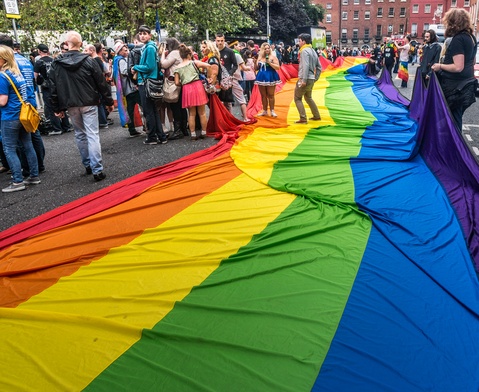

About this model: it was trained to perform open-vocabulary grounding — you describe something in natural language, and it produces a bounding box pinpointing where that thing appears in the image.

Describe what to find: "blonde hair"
[201,40,220,60]
[0,45,21,75]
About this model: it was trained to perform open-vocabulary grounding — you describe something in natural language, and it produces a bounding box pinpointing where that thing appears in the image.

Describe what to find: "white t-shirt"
[399,44,410,62]
[233,53,244,81]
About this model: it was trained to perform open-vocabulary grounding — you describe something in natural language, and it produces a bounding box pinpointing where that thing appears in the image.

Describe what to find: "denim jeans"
[68,106,104,174]
[294,80,320,121]
[19,129,45,176]
[1,119,38,183]
[138,85,166,142]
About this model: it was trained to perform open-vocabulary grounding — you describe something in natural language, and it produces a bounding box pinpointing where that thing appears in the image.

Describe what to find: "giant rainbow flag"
[1,57,479,391]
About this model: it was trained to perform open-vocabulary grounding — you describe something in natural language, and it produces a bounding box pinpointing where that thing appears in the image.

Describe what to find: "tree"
[240,0,325,43]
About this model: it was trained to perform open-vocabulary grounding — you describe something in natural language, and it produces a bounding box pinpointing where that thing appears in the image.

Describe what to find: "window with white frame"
[377,7,383,16]
[399,24,404,33]
[354,0,360,4]
[411,23,417,36]
[365,10,370,19]
[451,0,457,6]
[342,29,347,39]
[326,13,332,22]
[424,23,429,30]
[388,24,393,32]
[342,11,348,20]
[353,29,359,39]
[354,10,359,19]
[376,25,382,37]
[464,0,469,5]
[388,7,394,16]
[412,4,418,13]
[326,2,332,9]
[425,4,431,12]
[365,0,371,4]
[400,7,405,16]
[342,0,348,5]
[364,28,370,38]
[326,32,332,42]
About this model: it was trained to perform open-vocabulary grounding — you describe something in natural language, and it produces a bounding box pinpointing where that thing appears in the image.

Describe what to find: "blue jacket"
[133,41,158,84]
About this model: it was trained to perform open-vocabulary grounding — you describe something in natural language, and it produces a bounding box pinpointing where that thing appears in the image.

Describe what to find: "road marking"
[473,146,479,156]
[465,134,473,141]
[463,124,479,128]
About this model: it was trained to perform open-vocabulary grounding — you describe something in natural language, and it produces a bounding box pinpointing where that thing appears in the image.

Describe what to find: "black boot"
[169,121,183,140]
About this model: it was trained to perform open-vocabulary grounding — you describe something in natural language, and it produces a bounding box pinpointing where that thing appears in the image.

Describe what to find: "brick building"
[311,0,479,48]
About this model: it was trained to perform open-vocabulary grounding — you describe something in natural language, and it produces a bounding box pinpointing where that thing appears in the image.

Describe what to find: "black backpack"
[127,46,142,85]
[36,58,53,87]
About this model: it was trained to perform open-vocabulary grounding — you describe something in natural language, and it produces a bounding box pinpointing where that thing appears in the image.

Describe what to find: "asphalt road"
[1,66,477,232]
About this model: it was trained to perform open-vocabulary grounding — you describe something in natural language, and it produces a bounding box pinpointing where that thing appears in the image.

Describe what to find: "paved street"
[0,67,478,232]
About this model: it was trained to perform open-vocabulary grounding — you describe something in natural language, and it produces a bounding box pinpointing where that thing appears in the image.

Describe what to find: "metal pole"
[12,19,19,43]
[267,0,270,43]
[206,29,209,41]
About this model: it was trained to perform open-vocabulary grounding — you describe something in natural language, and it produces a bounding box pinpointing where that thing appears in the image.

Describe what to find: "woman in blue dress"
[255,43,281,118]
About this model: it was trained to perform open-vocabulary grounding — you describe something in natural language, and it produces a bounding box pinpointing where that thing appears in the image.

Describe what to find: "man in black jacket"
[420,30,442,86]
[50,31,114,181]
[215,33,237,111]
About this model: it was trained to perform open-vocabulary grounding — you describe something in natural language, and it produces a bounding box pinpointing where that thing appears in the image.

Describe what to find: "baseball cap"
[37,44,49,53]
[114,42,127,54]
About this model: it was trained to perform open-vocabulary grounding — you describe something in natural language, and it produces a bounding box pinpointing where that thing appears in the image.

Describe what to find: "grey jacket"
[298,46,321,81]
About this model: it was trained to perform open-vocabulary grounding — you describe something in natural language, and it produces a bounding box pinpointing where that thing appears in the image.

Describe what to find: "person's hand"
[106,105,114,113]
[54,111,64,118]
[431,63,441,72]
[297,79,306,88]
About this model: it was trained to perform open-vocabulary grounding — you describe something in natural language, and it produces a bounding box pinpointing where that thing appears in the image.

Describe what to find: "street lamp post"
[267,0,271,43]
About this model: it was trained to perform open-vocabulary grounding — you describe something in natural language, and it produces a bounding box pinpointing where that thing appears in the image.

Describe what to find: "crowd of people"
[0,8,476,193]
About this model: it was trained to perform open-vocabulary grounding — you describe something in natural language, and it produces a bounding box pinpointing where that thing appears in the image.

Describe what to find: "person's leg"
[450,105,464,132]
[294,84,307,121]
[81,105,104,175]
[303,80,320,119]
[69,107,91,170]
[266,86,276,114]
[97,98,108,127]
[125,92,138,134]
[197,104,208,135]
[188,106,197,139]
[138,85,158,143]
[42,89,63,134]
[2,120,25,184]
[18,128,39,179]
[30,130,45,172]
[151,100,166,142]
[258,85,268,114]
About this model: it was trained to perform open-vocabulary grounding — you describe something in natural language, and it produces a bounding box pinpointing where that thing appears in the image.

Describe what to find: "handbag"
[192,62,216,95]
[163,77,181,103]
[145,77,164,101]
[2,72,40,133]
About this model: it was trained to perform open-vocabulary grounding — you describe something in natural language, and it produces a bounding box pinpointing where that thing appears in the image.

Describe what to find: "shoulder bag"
[1,72,40,133]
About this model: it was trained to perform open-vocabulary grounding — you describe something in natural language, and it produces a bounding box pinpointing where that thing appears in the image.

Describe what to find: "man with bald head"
[50,31,114,181]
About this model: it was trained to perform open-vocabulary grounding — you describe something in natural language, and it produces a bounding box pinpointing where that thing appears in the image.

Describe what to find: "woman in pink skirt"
[174,44,211,140]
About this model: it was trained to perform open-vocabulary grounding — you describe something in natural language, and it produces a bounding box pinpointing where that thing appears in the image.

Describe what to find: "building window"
[326,13,332,22]
[451,0,457,6]
[464,0,469,6]
[342,29,347,39]
[365,0,371,4]
[388,7,394,16]
[425,4,431,12]
[364,28,370,38]
[400,7,406,16]
[342,11,348,20]
[326,31,332,43]
[377,7,383,16]
[388,24,393,33]
[424,23,429,30]
[326,2,332,9]
[412,4,418,13]
[354,10,359,19]
[353,29,359,39]
[411,23,417,36]
[376,25,382,37]
[377,0,383,2]
[399,24,404,33]
[354,0,360,4]
[342,0,348,5]
[365,10,370,19]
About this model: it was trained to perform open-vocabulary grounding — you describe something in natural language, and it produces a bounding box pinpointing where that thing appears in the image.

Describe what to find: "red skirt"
[182,80,209,108]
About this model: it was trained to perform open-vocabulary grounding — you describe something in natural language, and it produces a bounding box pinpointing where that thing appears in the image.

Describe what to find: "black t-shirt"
[443,31,477,80]
[382,46,395,65]
[34,55,54,87]
[219,47,237,76]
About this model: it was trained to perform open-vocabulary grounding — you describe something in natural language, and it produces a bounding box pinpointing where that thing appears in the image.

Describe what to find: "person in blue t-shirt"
[0,34,45,174]
[0,45,40,192]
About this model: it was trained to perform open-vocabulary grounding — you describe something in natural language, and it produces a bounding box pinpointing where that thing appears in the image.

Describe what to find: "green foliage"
[239,0,325,43]
[0,0,260,48]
